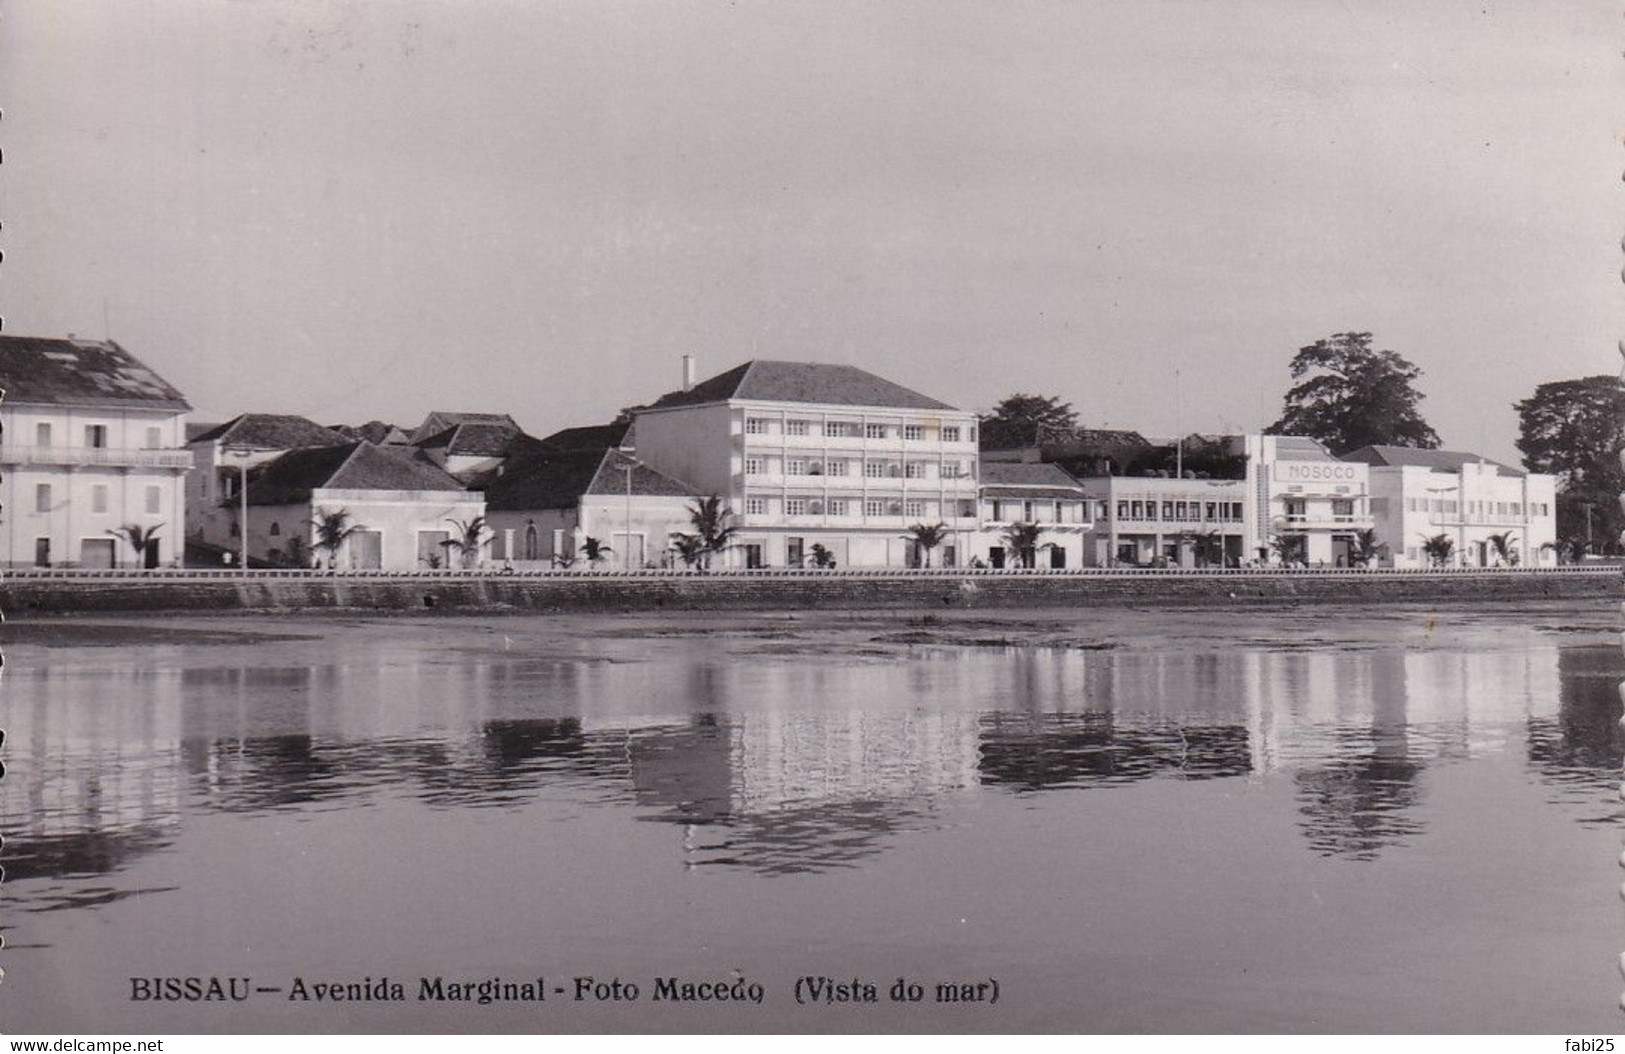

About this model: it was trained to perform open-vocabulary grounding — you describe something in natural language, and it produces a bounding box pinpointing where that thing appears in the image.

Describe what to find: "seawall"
[1,568,1617,615]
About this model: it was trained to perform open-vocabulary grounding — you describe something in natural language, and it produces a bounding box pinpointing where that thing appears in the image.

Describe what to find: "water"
[2,604,1621,1033]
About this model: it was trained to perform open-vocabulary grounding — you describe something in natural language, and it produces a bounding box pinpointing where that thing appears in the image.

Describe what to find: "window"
[146,427,162,448]
[865,423,887,439]
[1023,501,1036,522]
[1117,501,1130,519]
[827,460,849,477]
[745,497,767,516]
[785,498,808,516]
[1174,502,1188,519]
[745,417,769,435]
[864,499,886,517]
[269,521,281,536]
[826,421,858,438]
[786,420,810,437]
[904,462,926,479]
[786,458,807,475]
[34,538,50,567]
[903,424,924,441]
[827,499,848,515]
[85,424,108,448]
[35,422,51,446]
[146,486,161,515]
[905,500,925,518]
[941,426,960,443]
[864,461,887,479]
[35,483,51,512]
[524,523,540,560]
[744,457,764,476]
[958,499,977,518]
[92,485,109,514]
[1332,499,1353,518]
[1161,502,1174,520]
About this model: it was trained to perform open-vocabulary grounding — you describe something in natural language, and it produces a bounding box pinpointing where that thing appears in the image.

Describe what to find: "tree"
[1419,532,1455,568]
[281,535,311,569]
[980,394,1079,449]
[1486,531,1518,566]
[580,536,612,565]
[1350,528,1383,568]
[1002,522,1046,568]
[685,496,739,569]
[904,522,949,568]
[1268,532,1307,566]
[1515,375,1625,555]
[440,516,490,569]
[670,533,707,568]
[1183,528,1225,568]
[307,508,362,570]
[1265,332,1441,454]
[107,523,162,569]
[809,543,838,569]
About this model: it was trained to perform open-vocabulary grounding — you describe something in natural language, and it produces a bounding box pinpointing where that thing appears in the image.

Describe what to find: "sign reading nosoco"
[1271,461,1364,486]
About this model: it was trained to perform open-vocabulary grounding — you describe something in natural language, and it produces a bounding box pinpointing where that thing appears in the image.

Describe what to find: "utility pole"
[622,456,635,570]
[1174,368,1183,479]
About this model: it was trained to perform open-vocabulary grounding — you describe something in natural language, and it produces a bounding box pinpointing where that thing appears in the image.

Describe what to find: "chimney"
[681,354,695,392]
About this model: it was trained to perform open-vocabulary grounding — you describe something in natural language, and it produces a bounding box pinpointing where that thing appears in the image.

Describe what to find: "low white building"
[186,414,351,561]
[974,462,1095,568]
[1340,445,1557,567]
[1241,435,1374,566]
[484,446,700,569]
[1075,474,1250,568]
[0,336,192,568]
[631,358,982,568]
[242,441,485,570]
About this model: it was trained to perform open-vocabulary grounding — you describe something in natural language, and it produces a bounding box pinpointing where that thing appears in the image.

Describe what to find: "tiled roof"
[486,449,697,512]
[416,421,524,457]
[534,421,632,452]
[647,360,957,411]
[1269,436,1337,461]
[332,421,410,445]
[409,411,518,443]
[190,413,350,450]
[982,486,1092,500]
[0,336,191,410]
[979,461,1087,490]
[1340,445,1525,477]
[248,442,468,505]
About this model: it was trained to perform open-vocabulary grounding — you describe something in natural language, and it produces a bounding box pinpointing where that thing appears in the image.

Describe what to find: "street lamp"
[224,449,252,574]
[619,452,637,570]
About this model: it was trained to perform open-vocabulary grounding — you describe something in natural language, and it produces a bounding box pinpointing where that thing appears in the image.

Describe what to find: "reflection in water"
[1525,646,1624,823]
[1,629,1607,910]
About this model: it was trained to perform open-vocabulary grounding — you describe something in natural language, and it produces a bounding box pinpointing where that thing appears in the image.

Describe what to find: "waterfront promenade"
[1,565,1615,615]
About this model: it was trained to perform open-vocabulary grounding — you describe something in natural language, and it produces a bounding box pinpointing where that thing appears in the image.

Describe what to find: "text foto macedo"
[128,974,999,1007]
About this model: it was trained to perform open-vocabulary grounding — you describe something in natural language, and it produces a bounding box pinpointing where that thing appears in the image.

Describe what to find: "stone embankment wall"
[1,570,1617,615]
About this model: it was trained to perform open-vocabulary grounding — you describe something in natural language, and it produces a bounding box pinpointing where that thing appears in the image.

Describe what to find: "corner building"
[631,360,981,568]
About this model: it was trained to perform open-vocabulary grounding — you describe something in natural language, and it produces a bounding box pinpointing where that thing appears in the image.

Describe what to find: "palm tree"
[281,535,311,569]
[809,543,837,569]
[686,495,739,569]
[1419,532,1456,568]
[440,515,490,569]
[670,533,707,568]
[904,522,949,568]
[1350,528,1382,568]
[1182,528,1224,568]
[1486,531,1518,567]
[1269,532,1307,567]
[107,523,163,569]
[581,536,612,565]
[307,507,362,570]
[552,550,579,570]
[1003,522,1045,568]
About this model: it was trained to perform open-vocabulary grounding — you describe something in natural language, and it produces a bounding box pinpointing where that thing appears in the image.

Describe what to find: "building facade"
[0,337,192,568]
[975,461,1095,568]
[1341,446,1557,567]
[1076,474,1250,567]
[186,414,352,561]
[630,360,982,568]
[1241,435,1374,566]
[242,441,485,570]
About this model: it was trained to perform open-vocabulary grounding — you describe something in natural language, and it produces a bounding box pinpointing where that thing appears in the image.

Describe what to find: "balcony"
[1283,514,1374,530]
[0,444,194,470]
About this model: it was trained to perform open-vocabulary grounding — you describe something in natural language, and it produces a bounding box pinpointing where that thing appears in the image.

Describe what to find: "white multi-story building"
[631,359,981,568]
[976,461,1095,568]
[1340,445,1557,567]
[1241,435,1374,566]
[1075,474,1250,567]
[0,337,192,568]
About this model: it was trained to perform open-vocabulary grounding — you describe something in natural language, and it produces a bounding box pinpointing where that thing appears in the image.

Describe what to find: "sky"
[1,0,1619,464]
